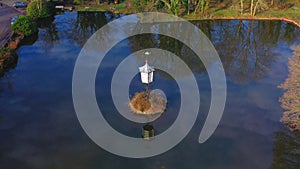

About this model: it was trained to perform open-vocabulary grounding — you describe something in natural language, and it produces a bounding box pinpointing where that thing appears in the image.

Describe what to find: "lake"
[0,11,299,169]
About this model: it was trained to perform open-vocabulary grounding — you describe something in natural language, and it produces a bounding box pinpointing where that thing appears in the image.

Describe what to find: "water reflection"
[0,75,15,95]
[37,16,59,48]
[211,20,283,83]
[279,44,300,131]
[127,20,300,83]
[75,12,108,42]
[271,130,300,169]
[0,12,299,169]
[142,124,155,140]
[282,23,298,43]
[74,12,123,46]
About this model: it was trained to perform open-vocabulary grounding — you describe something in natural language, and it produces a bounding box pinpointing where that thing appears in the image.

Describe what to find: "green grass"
[212,8,240,17]
[257,8,300,24]
[114,2,125,11]
[184,6,300,25]
[75,1,129,13]
[75,2,300,25]
[75,5,108,12]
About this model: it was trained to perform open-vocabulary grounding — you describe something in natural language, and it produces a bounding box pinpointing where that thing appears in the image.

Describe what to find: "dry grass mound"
[129,92,151,113]
[129,90,167,115]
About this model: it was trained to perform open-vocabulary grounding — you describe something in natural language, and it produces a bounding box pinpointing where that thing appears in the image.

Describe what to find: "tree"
[27,0,53,18]
[182,0,190,14]
[161,0,181,15]
[240,0,244,14]
[12,15,38,36]
[249,0,269,16]
[194,0,206,14]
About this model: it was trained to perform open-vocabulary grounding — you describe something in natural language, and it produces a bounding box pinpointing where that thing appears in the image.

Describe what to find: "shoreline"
[1,2,299,76]
[74,3,300,29]
[0,1,25,76]
[0,1,25,47]
[76,7,300,28]
[185,16,300,28]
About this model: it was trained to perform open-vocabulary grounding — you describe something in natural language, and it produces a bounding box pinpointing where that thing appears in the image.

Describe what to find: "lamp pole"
[145,51,150,99]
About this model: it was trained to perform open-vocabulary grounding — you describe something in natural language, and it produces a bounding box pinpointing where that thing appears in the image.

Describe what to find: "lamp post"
[139,52,155,98]
[138,52,156,140]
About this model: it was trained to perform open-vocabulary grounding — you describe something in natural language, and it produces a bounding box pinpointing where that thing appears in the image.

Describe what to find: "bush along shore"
[0,0,54,77]
[0,48,18,77]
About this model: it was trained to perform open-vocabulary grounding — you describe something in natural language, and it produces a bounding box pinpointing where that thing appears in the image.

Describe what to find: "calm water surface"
[0,11,300,169]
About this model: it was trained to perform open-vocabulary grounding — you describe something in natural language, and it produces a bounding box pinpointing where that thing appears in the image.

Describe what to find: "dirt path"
[0,1,26,46]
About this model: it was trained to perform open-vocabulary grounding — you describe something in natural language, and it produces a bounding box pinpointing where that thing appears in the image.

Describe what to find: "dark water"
[0,11,300,169]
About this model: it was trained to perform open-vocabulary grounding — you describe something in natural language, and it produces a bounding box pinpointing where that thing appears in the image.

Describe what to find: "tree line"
[68,0,297,16]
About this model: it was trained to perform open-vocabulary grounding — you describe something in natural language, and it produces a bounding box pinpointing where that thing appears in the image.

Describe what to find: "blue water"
[0,11,299,169]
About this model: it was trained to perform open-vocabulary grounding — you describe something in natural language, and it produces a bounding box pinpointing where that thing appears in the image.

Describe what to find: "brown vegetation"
[279,44,300,131]
[278,3,293,10]
[0,48,18,77]
[8,36,22,49]
[129,91,167,115]
[130,92,151,113]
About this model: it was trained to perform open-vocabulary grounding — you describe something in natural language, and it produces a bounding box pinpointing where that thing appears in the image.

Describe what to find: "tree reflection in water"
[127,20,299,83]
[279,44,300,131]
[273,44,300,169]
[212,20,280,83]
[74,12,121,46]
[0,13,300,168]
[270,130,300,169]
[32,13,299,83]
[37,16,59,51]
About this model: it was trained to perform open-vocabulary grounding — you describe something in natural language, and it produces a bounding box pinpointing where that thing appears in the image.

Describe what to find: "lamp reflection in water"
[142,124,155,140]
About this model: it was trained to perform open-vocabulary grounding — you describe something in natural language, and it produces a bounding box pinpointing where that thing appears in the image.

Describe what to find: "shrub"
[12,15,38,36]
[0,47,18,76]
[27,0,53,19]
[0,48,15,59]
[133,0,143,12]
[74,0,84,4]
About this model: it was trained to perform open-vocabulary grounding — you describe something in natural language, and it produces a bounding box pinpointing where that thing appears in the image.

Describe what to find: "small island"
[129,90,167,115]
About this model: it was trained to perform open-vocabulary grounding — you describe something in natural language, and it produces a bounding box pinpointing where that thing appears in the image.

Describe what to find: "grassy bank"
[74,1,300,27]
[75,2,130,13]
[184,6,300,27]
